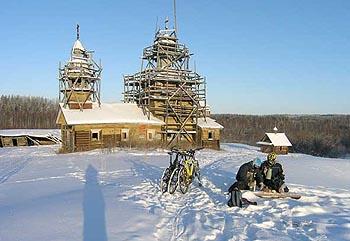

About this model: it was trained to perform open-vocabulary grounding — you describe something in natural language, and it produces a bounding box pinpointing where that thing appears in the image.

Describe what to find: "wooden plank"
[253,192,301,200]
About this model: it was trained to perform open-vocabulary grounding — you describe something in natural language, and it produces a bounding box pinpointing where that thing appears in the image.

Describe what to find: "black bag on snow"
[227,188,243,208]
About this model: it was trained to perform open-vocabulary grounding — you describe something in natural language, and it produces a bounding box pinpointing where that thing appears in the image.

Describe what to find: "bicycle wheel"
[160,167,171,193]
[168,168,180,194]
[178,167,190,194]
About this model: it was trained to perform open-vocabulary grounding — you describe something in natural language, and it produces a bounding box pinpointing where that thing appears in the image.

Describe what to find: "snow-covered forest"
[0,129,349,240]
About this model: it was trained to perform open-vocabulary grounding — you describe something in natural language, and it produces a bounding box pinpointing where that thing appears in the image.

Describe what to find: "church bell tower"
[58,25,102,110]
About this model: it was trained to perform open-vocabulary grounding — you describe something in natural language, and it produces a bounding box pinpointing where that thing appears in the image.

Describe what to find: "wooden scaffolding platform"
[58,25,102,111]
[124,19,207,147]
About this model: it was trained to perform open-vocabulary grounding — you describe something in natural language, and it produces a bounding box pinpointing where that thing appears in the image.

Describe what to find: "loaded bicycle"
[162,148,202,194]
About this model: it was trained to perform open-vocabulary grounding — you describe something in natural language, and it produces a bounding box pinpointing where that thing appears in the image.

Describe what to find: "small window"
[147,129,155,141]
[91,129,101,141]
[121,129,129,141]
[92,132,98,139]
[12,138,18,146]
[208,131,213,140]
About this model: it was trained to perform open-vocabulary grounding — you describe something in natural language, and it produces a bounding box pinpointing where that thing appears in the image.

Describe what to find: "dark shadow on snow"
[129,159,163,184]
[83,165,107,241]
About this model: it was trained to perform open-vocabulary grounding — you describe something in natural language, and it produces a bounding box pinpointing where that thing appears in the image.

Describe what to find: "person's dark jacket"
[236,161,263,183]
[228,161,263,191]
[260,160,285,191]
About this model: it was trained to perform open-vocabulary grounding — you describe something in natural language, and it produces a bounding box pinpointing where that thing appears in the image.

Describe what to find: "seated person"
[228,157,264,192]
[260,152,289,193]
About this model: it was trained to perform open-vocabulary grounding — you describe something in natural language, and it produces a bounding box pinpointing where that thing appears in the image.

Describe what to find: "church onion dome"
[71,39,88,58]
[70,39,89,64]
[65,37,93,76]
[72,39,86,53]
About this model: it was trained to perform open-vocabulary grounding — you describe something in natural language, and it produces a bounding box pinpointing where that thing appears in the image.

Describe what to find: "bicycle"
[160,148,183,193]
[177,148,202,194]
[167,149,187,194]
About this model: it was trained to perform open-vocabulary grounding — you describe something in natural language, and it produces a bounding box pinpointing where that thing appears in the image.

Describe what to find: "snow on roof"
[0,132,61,145]
[0,129,60,136]
[0,133,49,138]
[197,117,224,129]
[72,39,86,52]
[256,141,273,146]
[260,133,292,146]
[59,102,165,125]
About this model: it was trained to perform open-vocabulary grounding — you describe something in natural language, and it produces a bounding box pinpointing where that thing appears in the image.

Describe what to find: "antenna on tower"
[173,0,178,37]
[76,24,80,40]
[165,16,169,30]
[154,16,159,36]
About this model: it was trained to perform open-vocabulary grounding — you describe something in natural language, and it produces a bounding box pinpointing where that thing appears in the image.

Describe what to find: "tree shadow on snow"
[83,165,108,241]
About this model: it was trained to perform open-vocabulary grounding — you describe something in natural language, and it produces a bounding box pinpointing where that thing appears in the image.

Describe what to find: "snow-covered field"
[0,130,349,241]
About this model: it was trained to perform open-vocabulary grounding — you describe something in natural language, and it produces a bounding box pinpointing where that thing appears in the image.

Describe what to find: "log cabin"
[256,127,292,154]
[56,102,164,152]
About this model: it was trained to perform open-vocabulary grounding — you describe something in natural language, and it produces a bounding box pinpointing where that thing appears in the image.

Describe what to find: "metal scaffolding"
[124,18,207,147]
[58,25,102,111]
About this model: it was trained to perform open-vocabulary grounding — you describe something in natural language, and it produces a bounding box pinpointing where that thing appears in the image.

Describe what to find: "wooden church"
[56,22,223,152]
[56,26,164,152]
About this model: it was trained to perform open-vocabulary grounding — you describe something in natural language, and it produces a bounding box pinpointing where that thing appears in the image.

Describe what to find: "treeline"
[0,95,59,129]
[1,95,349,158]
[212,114,350,158]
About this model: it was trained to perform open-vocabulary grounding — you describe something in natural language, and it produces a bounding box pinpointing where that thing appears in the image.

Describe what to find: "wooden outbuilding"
[0,133,60,147]
[256,128,292,155]
[56,102,165,152]
[197,117,224,150]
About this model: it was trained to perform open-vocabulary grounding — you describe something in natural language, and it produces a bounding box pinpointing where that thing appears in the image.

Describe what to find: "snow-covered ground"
[0,130,349,241]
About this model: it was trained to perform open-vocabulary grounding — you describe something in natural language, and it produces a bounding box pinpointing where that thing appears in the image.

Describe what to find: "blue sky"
[1,0,349,114]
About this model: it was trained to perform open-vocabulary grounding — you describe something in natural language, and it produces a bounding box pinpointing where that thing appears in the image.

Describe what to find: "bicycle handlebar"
[169,147,202,154]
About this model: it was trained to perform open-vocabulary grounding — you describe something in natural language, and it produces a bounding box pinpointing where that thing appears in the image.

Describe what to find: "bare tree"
[0,95,59,129]
[213,114,350,158]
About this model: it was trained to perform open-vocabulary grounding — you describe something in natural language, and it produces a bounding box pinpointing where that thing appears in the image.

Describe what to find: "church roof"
[257,133,292,147]
[72,39,86,52]
[197,117,224,129]
[57,102,165,126]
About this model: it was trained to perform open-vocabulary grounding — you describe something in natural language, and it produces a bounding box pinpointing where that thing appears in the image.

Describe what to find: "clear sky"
[1,0,349,114]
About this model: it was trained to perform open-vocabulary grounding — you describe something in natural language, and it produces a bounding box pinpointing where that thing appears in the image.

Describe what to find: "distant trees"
[212,114,350,158]
[1,94,349,158]
[0,95,59,129]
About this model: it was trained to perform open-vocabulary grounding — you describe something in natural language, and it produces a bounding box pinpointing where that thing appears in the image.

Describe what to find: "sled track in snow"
[115,157,241,240]
[114,154,348,241]
[0,158,31,184]
[124,174,237,240]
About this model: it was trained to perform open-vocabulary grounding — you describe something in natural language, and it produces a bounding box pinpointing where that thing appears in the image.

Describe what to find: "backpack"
[227,188,243,208]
